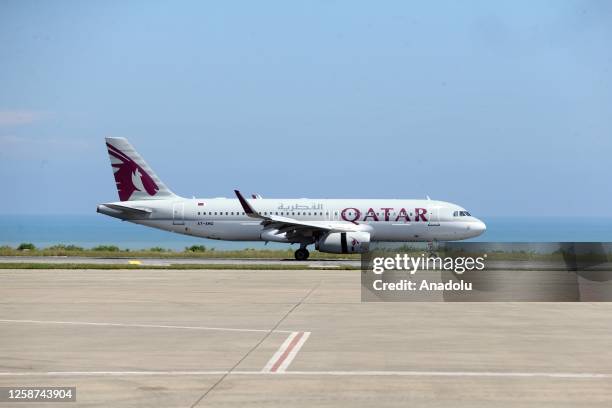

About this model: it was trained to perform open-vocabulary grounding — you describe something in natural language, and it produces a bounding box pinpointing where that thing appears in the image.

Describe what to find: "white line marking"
[262,332,299,372]
[0,371,231,377]
[282,371,612,378]
[0,370,610,379]
[275,332,310,373]
[262,331,311,373]
[0,319,294,334]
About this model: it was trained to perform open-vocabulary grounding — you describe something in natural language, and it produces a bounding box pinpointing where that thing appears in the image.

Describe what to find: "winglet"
[234,189,259,218]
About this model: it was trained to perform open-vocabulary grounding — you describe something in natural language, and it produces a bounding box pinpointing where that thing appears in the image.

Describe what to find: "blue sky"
[1,0,611,216]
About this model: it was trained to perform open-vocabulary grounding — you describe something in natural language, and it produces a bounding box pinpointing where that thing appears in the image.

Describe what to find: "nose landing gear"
[427,240,439,257]
[294,247,310,261]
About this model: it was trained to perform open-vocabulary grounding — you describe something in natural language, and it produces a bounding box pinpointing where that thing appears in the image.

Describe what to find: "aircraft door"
[332,208,339,221]
[173,202,185,225]
[428,206,440,226]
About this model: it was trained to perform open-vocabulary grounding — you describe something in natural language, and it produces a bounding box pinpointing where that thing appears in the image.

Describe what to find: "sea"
[1,215,611,251]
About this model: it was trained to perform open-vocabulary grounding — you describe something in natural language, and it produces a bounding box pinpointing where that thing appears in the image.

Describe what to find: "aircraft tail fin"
[105,137,177,201]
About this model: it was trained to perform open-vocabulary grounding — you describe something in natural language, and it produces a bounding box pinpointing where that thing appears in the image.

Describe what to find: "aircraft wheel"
[295,248,310,261]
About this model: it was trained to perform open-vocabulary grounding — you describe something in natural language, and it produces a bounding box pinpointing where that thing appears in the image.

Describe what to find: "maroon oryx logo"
[107,142,158,201]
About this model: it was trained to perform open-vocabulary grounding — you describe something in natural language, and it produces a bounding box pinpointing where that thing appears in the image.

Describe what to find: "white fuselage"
[98,197,486,243]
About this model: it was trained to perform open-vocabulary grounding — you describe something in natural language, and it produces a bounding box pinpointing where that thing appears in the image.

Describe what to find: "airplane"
[97,137,486,260]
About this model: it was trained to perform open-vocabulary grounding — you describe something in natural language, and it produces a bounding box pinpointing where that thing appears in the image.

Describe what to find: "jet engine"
[260,228,290,243]
[316,231,370,254]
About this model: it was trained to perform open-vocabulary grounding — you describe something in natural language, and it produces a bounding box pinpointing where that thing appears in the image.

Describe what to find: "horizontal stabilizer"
[101,203,152,215]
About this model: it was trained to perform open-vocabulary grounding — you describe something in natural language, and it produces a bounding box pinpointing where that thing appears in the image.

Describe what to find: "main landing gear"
[294,247,310,261]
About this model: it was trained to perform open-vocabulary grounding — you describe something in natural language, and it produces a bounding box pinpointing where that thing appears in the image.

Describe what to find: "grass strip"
[0,262,359,270]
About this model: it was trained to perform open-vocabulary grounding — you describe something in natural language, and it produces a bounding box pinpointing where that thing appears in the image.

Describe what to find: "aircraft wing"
[234,190,359,233]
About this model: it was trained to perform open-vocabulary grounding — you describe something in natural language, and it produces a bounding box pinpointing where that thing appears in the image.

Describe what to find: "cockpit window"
[454,211,471,217]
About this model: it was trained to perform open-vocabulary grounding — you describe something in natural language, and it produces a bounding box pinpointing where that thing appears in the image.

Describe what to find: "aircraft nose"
[470,220,487,236]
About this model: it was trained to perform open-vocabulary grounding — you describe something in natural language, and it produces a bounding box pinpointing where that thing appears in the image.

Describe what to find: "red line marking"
[270,332,304,373]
